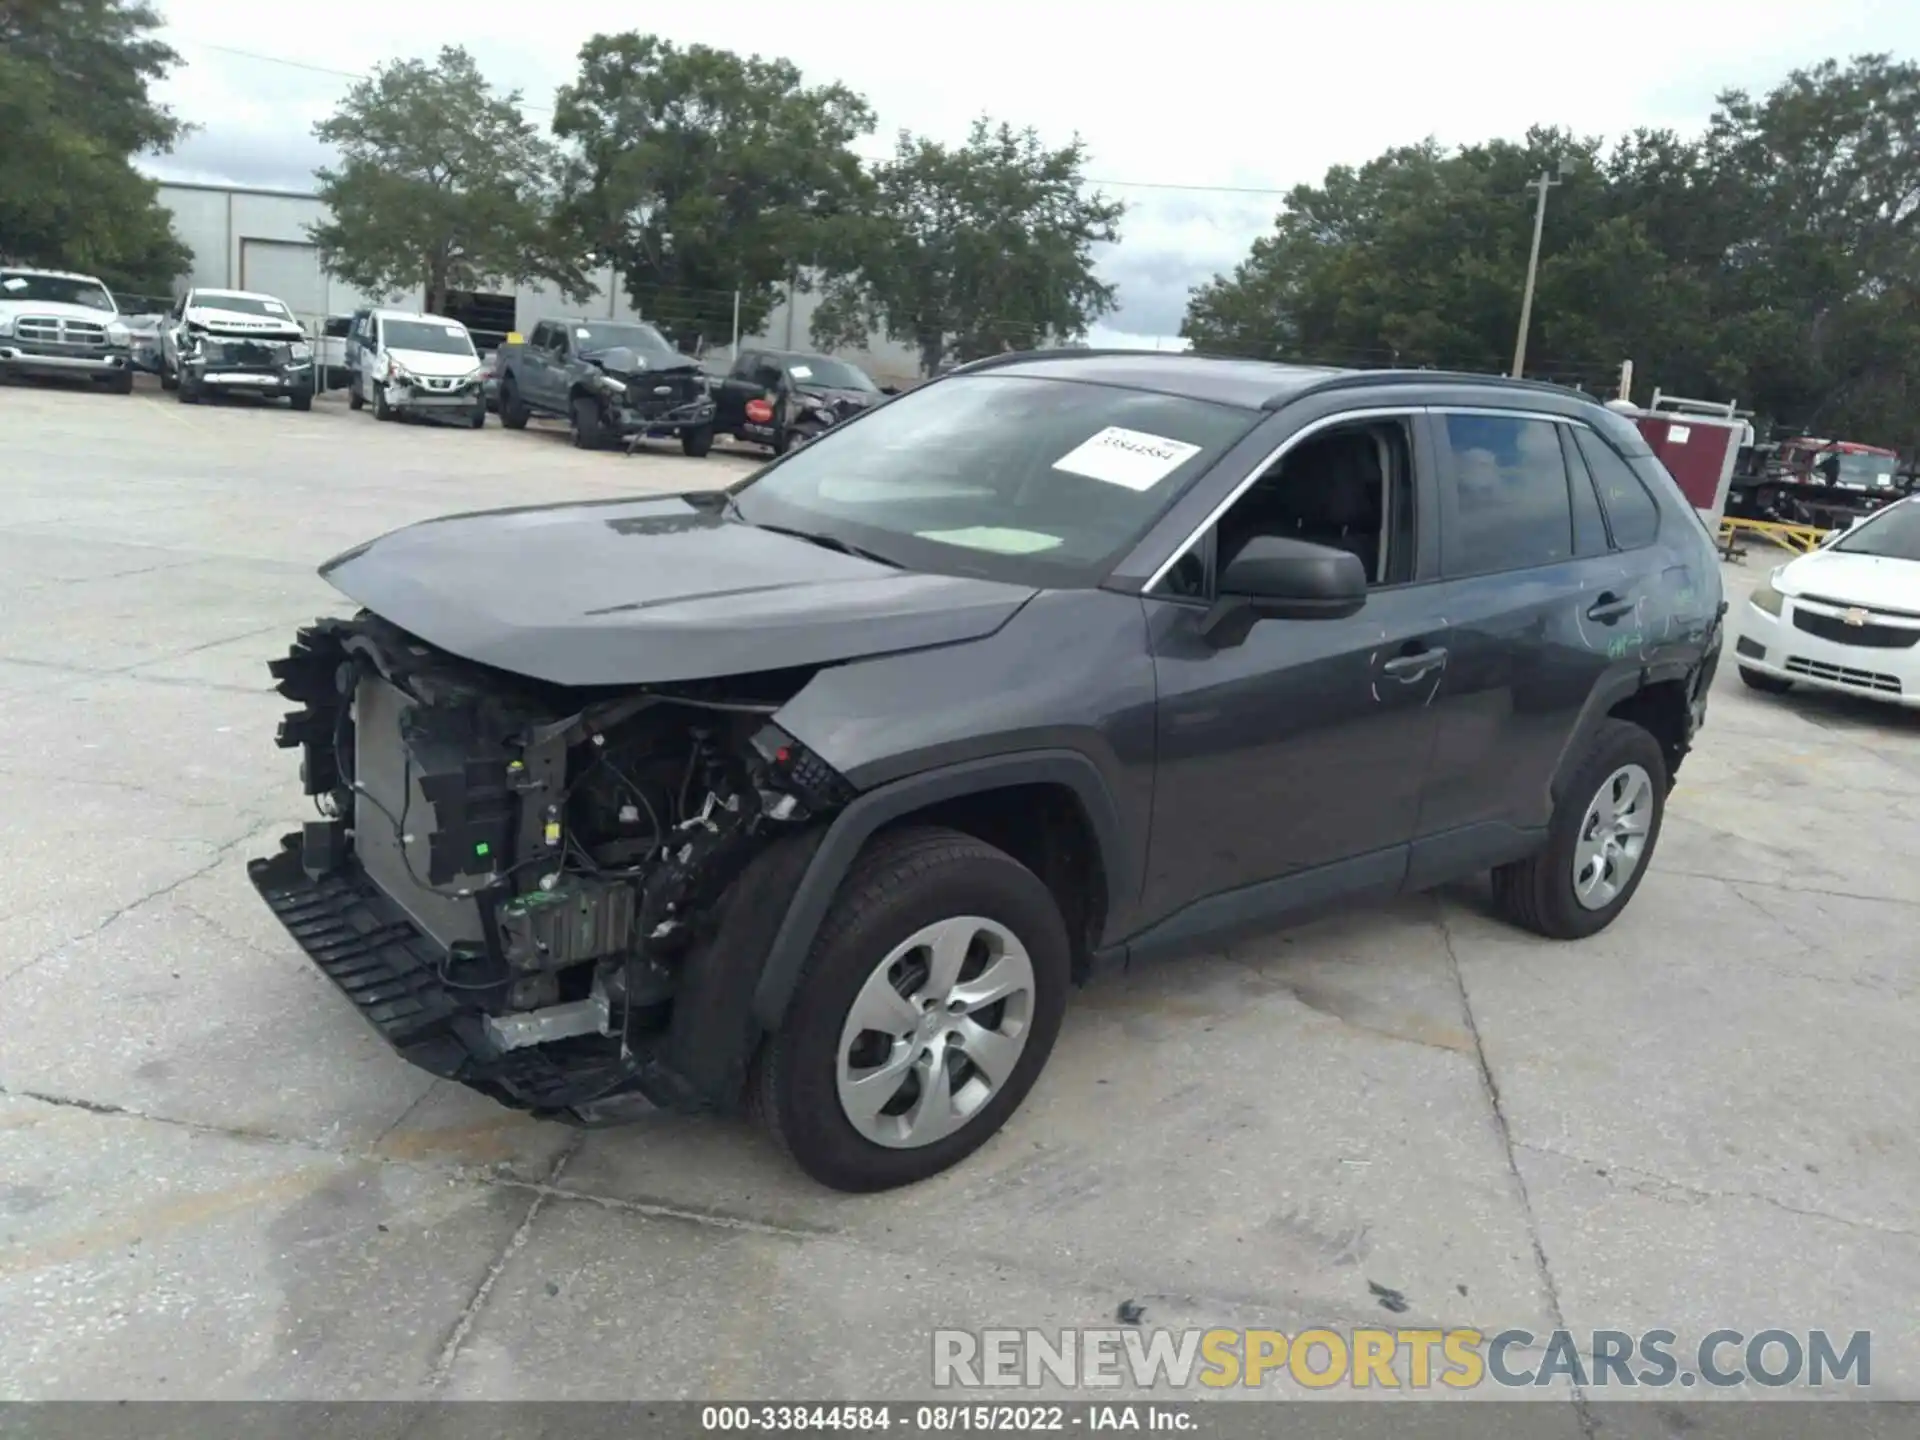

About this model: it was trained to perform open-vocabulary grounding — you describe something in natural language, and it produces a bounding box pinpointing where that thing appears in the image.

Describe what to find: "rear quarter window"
[1573,429,1661,548]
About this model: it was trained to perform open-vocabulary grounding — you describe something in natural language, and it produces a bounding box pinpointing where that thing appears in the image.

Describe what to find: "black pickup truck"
[711,347,896,454]
[496,318,718,456]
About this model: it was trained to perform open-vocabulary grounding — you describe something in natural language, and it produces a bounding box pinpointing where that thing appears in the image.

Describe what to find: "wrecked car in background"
[251,350,1723,1192]
[710,347,896,455]
[161,287,316,409]
[495,318,718,456]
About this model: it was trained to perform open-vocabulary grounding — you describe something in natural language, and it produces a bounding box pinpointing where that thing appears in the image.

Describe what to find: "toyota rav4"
[249,352,1726,1192]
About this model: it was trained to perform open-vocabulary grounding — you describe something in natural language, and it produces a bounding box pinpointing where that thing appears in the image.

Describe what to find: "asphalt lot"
[3,375,1918,1410]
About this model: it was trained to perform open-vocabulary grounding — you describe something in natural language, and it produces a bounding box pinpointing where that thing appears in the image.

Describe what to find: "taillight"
[745,397,774,424]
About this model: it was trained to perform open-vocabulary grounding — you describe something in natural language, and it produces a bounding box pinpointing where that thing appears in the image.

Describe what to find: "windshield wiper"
[748,521,901,568]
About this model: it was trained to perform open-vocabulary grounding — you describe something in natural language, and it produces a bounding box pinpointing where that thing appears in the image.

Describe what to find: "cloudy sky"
[143,0,1917,346]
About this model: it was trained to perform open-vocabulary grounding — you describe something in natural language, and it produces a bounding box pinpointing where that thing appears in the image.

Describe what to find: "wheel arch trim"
[749,749,1128,1030]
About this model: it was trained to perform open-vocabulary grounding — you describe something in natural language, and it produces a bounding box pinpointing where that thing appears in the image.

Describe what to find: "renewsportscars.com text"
[932,1327,1872,1391]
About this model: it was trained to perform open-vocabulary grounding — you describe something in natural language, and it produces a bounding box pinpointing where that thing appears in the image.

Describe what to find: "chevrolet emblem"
[1843,607,1869,627]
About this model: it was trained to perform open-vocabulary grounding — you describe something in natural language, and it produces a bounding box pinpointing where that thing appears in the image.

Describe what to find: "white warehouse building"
[154,180,920,385]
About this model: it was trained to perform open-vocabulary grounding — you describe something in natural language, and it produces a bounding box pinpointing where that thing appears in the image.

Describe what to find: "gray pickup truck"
[495,318,717,456]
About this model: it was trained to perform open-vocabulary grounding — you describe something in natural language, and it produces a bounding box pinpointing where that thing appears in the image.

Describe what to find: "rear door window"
[1437,413,1575,577]
[1573,429,1662,549]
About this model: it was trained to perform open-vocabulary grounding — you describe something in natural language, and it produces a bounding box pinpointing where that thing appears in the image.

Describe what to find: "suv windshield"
[730,374,1259,584]
[577,322,683,365]
[384,319,475,357]
[784,354,877,392]
[1,272,114,312]
[1833,502,1920,561]
[198,294,293,319]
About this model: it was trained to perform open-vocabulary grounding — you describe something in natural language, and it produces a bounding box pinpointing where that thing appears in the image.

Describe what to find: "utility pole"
[1511,160,1571,378]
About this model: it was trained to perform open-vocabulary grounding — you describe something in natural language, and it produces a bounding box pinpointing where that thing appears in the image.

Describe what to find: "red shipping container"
[1629,414,1740,527]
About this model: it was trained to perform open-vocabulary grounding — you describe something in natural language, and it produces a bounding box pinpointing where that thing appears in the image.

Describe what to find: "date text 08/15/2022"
[701,1405,1191,1432]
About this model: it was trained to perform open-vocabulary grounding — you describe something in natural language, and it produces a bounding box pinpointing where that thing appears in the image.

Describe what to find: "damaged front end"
[247,614,850,1123]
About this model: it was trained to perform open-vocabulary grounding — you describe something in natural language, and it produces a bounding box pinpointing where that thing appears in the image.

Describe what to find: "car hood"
[185,305,303,340]
[1781,549,1920,612]
[319,494,1038,688]
[580,345,701,379]
[0,299,116,322]
[794,384,879,407]
[387,347,482,378]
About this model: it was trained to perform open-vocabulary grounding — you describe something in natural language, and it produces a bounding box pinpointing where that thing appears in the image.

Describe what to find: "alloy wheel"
[1572,763,1655,911]
[835,915,1036,1149]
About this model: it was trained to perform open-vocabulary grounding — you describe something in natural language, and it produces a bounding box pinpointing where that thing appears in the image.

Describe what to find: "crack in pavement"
[1439,915,1595,1440]
[0,817,273,987]
[1659,867,1920,910]
[1511,1139,1920,1241]
[426,1131,584,1391]
[0,1083,1458,1342]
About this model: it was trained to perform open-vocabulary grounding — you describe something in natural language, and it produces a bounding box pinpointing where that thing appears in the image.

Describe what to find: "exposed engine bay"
[250,612,850,1121]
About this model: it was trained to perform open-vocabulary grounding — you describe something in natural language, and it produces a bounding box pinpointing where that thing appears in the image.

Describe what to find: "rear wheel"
[681,422,715,458]
[500,378,530,430]
[751,826,1070,1192]
[1492,719,1667,941]
[1739,667,1793,695]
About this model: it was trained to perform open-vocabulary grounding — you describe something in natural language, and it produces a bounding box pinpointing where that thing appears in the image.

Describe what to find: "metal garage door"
[238,239,327,326]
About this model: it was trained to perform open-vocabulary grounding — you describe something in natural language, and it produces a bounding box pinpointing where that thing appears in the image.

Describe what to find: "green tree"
[552,33,876,348]
[1182,55,1920,448]
[0,0,192,293]
[810,120,1125,376]
[310,46,588,316]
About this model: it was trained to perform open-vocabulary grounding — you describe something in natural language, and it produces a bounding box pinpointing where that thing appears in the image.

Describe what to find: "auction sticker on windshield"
[1054,426,1203,491]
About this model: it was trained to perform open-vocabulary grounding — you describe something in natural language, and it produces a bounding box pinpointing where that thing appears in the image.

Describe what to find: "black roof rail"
[1271,368,1598,409]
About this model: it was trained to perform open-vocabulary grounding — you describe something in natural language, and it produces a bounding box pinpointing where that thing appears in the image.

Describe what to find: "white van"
[348,309,489,427]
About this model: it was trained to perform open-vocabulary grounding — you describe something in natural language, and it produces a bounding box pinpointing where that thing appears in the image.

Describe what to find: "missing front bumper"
[247,833,677,1119]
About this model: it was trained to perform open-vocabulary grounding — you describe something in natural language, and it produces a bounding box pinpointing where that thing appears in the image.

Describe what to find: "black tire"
[374,385,395,422]
[159,365,178,392]
[348,381,364,412]
[500,378,530,430]
[102,369,134,395]
[751,826,1071,1193]
[177,374,199,404]
[1739,666,1793,694]
[571,395,606,449]
[681,422,715,458]
[769,425,792,457]
[290,391,313,412]
[468,399,487,430]
[1492,718,1668,941]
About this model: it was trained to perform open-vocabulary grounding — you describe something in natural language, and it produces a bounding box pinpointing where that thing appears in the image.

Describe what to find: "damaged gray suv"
[251,351,1726,1191]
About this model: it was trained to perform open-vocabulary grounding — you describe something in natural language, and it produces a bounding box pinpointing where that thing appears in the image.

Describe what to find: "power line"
[177,40,1291,197]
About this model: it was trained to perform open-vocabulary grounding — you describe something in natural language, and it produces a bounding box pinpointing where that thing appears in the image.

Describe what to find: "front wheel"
[1739,667,1793,695]
[102,369,135,395]
[751,826,1070,1192]
[177,373,200,404]
[1492,719,1668,941]
[571,395,606,449]
[159,364,178,392]
[467,398,487,430]
[290,391,313,412]
[373,385,395,422]
[681,422,715,458]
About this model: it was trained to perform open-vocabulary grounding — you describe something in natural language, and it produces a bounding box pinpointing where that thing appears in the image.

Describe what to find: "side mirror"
[1201,535,1367,645]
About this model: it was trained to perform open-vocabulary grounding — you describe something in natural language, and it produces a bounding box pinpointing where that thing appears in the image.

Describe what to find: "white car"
[0,267,136,393]
[160,287,307,385]
[160,287,316,408]
[1735,495,1920,708]
[347,309,488,427]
